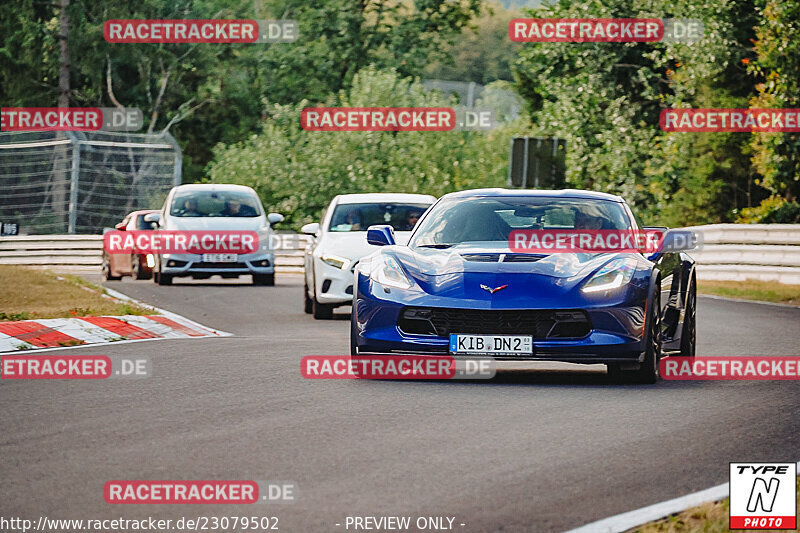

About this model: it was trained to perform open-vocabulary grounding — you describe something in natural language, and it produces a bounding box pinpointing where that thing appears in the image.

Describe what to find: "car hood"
[319,231,413,261]
[399,244,620,276]
[383,243,640,301]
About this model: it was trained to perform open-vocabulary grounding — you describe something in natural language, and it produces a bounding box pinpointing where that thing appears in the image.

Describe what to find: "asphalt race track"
[2,274,800,532]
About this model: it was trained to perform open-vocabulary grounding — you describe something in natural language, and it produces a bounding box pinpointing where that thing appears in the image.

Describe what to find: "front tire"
[155,264,173,285]
[303,281,313,314]
[313,297,334,320]
[608,291,662,384]
[350,304,358,355]
[132,255,151,280]
[680,275,697,359]
[102,255,121,281]
[253,273,275,286]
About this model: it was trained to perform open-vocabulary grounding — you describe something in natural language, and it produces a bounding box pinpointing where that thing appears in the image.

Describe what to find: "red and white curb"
[0,288,230,353]
[564,459,800,533]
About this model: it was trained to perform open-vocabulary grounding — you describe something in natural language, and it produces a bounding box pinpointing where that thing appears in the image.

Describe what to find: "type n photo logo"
[729,463,797,530]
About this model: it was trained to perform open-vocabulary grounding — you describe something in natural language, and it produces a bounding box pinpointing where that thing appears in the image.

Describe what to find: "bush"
[736,196,800,223]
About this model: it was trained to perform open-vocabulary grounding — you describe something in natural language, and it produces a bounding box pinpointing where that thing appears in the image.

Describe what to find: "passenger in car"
[221,199,257,217]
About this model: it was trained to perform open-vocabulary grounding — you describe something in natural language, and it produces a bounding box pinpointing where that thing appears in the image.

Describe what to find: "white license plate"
[203,253,238,262]
[449,334,533,355]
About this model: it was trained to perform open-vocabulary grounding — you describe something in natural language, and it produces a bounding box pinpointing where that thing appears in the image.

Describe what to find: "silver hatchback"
[145,184,283,285]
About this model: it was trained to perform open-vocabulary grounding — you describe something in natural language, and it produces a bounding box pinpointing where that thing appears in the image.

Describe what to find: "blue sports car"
[350,188,697,383]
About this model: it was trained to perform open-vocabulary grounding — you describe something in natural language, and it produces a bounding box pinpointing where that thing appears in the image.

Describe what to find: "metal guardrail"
[1,226,799,283]
[688,224,800,284]
[0,233,311,274]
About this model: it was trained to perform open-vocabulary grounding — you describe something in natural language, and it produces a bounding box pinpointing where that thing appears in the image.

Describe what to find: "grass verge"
[698,279,800,306]
[0,265,152,321]
[628,477,799,532]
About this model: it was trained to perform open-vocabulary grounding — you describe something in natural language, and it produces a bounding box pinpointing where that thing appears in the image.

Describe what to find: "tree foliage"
[748,0,800,200]
[207,67,525,227]
[513,0,772,226]
[0,0,482,182]
[423,1,522,84]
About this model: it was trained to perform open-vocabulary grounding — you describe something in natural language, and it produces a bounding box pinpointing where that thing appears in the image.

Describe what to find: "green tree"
[513,0,764,226]
[748,0,800,201]
[207,67,527,226]
[424,1,522,84]
[1,0,485,183]
[250,0,483,105]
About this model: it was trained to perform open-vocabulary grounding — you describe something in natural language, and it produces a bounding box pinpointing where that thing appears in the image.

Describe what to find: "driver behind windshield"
[181,198,201,216]
[573,207,607,230]
[221,198,257,217]
[399,210,422,231]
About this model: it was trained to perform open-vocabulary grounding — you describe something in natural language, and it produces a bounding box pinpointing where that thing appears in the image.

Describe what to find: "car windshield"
[328,202,431,232]
[170,191,262,218]
[410,196,632,247]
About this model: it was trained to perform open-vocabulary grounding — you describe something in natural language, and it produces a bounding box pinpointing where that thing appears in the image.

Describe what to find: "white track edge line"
[699,293,800,309]
[564,460,800,533]
[0,334,232,355]
[0,286,232,354]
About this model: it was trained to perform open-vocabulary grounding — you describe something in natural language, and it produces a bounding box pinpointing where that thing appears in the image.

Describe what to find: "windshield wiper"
[416,243,455,249]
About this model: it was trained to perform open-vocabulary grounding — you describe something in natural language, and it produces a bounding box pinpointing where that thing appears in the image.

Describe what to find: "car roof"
[441,188,625,203]
[171,183,257,194]
[334,193,437,205]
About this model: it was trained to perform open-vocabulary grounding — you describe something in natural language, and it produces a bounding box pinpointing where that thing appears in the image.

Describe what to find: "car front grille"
[192,262,249,269]
[398,307,591,338]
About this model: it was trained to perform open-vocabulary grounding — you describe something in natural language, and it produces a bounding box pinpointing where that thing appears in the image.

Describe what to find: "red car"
[102,209,159,281]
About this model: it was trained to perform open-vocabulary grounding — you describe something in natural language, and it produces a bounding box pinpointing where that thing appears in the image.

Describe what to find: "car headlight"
[370,255,412,290]
[581,257,638,293]
[321,254,349,269]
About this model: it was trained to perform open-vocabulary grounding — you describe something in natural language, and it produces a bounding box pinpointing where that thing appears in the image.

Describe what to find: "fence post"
[165,132,182,186]
[67,132,80,234]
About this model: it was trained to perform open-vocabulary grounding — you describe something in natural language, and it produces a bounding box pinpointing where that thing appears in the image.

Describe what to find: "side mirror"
[267,212,284,227]
[114,222,127,230]
[301,222,320,236]
[644,227,699,261]
[143,213,162,227]
[367,225,396,246]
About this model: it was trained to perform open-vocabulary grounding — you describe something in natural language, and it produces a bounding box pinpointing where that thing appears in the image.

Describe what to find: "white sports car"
[302,193,436,319]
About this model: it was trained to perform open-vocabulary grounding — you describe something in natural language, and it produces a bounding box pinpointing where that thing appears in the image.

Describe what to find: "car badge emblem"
[480,284,507,294]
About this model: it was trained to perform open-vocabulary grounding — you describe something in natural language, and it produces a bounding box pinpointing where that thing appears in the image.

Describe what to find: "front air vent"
[460,253,546,263]
[503,254,546,263]
[461,253,501,262]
